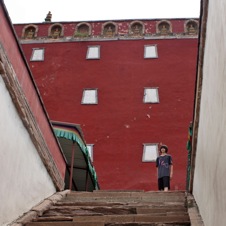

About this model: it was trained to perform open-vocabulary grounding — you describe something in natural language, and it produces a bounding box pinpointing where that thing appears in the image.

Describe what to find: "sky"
[4,0,201,24]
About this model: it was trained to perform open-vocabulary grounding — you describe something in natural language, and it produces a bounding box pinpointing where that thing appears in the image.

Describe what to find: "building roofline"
[13,17,200,25]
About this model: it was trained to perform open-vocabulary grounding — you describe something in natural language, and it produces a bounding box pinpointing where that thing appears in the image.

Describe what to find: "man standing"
[156,144,173,191]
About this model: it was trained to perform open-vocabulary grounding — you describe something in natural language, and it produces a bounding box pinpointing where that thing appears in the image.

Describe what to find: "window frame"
[30,48,45,61]
[144,45,158,59]
[143,87,159,103]
[142,143,159,162]
[86,45,100,59]
[81,88,98,104]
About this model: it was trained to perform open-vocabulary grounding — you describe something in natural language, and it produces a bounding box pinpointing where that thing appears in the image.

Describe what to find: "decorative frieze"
[20,19,199,42]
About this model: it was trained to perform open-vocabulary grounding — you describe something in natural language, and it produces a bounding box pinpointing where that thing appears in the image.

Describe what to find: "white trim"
[86,46,100,59]
[30,48,45,61]
[81,89,98,104]
[143,87,159,103]
[142,143,159,162]
[144,45,158,58]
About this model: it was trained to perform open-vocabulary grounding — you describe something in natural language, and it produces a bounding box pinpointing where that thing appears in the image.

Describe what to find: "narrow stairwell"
[17,190,203,226]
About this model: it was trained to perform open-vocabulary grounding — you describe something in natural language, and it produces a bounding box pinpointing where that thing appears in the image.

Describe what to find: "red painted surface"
[0,4,66,178]
[16,19,198,191]
[14,19,192,38]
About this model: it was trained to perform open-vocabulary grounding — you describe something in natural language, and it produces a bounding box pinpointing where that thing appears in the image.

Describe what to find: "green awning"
[52,121,99,190]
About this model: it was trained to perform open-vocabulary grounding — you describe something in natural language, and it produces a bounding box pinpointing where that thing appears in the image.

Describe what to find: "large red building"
[14,17,198,190]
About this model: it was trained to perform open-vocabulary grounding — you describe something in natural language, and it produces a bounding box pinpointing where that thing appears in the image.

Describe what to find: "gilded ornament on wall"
[103,24,115,37]
[51,26,61,39]
[158,22,170,35]
[186,21,198,35]
[131,23,142,36]
[25,28,35,39]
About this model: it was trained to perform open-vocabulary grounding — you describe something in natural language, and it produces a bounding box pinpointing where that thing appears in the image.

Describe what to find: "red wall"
[18,20,198,190]
[0,4,66,178]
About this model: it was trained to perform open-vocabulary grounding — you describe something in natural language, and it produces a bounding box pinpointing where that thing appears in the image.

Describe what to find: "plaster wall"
[0,4,66,178]
[0,77,56,226]
[193,0,226,225]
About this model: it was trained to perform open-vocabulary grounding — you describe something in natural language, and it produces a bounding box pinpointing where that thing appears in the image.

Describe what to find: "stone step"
[40,205,187,217]
[63,196,186,203]
[105,223,190,226]
[24,191,191,226]
[136,207,187,214]
[55,201,186,208]
[72,214,190,224]
[38,209,187,220]
[66,191,186,199]
[26,222,104,226]
[42,206,137,216]
[61,199,185,204]
[93,190,145,192]
[31,213,190,223]
[61,191,186,204]
[26,222,190,226]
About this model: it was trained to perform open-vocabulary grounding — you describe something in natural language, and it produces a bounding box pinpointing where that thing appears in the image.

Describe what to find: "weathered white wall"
[193,0,226,225]
[0,77,56,225]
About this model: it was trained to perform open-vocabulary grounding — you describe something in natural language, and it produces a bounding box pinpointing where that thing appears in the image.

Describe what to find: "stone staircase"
[18,190,203,226]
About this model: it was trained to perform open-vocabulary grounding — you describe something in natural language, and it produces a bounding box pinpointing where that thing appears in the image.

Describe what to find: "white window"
[86,46,100,59]
[87,144,94,162]
[143,88,159,103]
[144,45,158,58]
[30,48,45,61]
[82,89,98,104]
[142,143,158,162]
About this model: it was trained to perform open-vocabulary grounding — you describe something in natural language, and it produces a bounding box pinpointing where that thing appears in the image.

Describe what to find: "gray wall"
[193,0,226,225]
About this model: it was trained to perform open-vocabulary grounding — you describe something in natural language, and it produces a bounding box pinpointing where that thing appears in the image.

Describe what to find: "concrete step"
[42,206,137,216]
[63,191,186,203]
[72,214,190,223]
[24,191,191,226]
[31,213,190,223]
[66,191,186,198]
[39,205,187,217]
[136,206,187,214]
[26,223,104,226]
[26,222,190,226]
